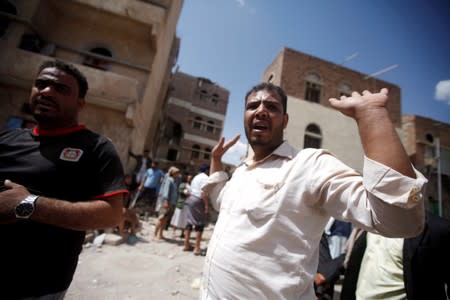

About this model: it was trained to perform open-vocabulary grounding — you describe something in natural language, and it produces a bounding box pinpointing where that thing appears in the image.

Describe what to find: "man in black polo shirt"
[0,60,127,299]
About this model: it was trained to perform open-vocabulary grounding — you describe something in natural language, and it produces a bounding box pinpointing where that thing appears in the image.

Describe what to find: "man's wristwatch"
[15,194,39,219]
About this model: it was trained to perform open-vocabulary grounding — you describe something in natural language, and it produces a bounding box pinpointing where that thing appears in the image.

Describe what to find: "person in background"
[324,217,352,259]
[340,212,450,300]
[170,173,193,239]
[183,164,210,255]
[314,232,346,300]
[200,82,427,299]
[129,148,152,185]
[136,161,164,218]
[0,60,127,299]
[154,166,180,241]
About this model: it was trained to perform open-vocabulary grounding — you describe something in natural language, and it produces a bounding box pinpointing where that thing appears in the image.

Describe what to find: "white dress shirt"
[200,141,427,300]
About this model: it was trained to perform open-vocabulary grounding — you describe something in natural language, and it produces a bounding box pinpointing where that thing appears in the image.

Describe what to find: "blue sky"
[175,0,450,165]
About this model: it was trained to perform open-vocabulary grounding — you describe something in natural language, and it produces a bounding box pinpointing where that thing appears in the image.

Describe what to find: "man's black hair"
[244,82,288,114]
[38,60,89,99]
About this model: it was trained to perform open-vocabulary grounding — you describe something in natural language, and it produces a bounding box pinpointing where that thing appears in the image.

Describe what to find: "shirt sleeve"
[92,137,127,199]
[363,156,427,209]
[203,171,229,212]
[313,150,427,238]
[360,156,427,237]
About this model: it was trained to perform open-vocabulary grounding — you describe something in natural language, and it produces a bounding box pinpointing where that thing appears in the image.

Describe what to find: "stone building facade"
[402,115,450,218]
[0,0,183,173]
[154,71,229,174]
[261,47,450,218]
[262,47,401,172]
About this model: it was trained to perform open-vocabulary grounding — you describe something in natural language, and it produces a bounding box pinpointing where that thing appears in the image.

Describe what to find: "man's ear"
[283,113,289,129]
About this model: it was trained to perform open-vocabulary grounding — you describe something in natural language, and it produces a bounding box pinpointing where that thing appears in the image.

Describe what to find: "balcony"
[0,45,141,112]
[67,0,165,27]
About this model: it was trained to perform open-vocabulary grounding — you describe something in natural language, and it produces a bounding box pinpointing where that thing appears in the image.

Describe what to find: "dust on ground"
[65,217,212,300]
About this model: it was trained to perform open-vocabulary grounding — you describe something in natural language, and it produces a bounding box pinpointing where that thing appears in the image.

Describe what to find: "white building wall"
[285,96,365,172]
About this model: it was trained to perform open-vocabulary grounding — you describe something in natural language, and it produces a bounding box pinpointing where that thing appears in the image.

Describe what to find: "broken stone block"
[103,233,123,246]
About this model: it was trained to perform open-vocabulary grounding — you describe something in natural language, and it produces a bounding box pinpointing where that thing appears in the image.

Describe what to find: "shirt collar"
[244,141,298,167]
[32,125,86,136]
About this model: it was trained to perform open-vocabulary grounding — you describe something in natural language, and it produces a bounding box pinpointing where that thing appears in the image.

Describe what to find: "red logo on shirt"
[59,148,83,162]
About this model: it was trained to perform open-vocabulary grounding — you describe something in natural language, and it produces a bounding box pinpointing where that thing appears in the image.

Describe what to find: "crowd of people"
[1,60,449,300]
[123,152,212,256]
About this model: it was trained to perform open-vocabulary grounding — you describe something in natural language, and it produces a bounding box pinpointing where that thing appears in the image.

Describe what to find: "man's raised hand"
[329,88,389,120]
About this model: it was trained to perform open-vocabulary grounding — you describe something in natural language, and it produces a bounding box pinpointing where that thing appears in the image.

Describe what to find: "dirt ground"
[65,217,212,300]
[65,215,343,300]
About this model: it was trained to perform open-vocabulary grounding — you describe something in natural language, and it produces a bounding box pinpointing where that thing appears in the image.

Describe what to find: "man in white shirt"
[183,164,210,255]
[200,82,427,300]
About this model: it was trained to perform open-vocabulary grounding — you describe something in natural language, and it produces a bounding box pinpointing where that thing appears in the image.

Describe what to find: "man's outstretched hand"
[329,88,389,121]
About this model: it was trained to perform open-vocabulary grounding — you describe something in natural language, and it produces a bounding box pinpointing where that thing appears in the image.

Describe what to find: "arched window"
[199,89,208,101]
[204,147,211,160]
[211,93,219,105]
[339,83,352,97]
[303,123,322,149]
[193,117,203,130]
[304,72,322,103]
[191,145,200,159]
[206,120,214,133]
[83,47,112,70]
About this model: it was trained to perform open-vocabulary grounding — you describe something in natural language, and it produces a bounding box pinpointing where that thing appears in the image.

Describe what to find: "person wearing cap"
[183,163,210,255]
[153,166,180,241]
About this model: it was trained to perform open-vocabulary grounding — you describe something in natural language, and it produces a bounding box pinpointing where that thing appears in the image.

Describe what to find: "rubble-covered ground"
[66,217,212,300]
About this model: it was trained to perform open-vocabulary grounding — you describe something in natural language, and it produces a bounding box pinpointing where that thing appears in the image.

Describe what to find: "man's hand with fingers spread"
[329,88,389,120]
[211,134,240,174]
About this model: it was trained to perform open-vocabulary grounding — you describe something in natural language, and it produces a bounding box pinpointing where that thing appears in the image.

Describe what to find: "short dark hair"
[244,82,287,114]
[38,60,88,99]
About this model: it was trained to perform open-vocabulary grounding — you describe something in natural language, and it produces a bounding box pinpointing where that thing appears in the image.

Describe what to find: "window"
[191,145,200,159]
[339,83,352,97]
[199,89,208,101]
[211,93,219,105]
[304,72,322,103]
[206,120,214,133]
[424,133,435,167]
[267,73,274,83]
[19,33,42,53]
[303,123,322,149]
[83,47,112,70]
[164,119,182,145]
[204,147,211,160]
[193,117,203,130]
[0,1,17,37]
[167,149,178,161]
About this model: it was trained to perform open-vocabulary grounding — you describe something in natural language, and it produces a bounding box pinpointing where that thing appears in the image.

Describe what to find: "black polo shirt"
[0,125,127,298]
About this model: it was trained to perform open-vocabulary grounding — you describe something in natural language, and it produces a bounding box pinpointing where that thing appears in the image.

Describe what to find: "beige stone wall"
[32,0,153,82]
[79,104,133,163]
[286,96,365,172]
